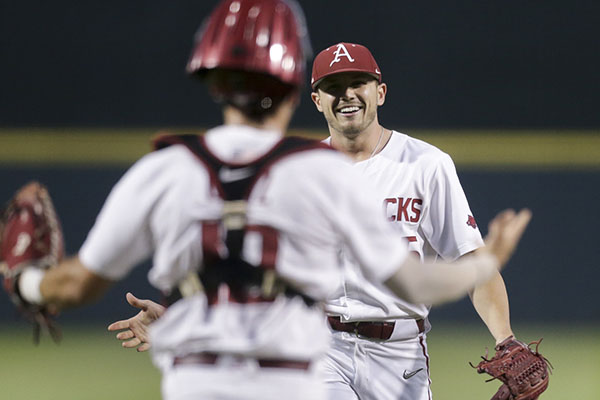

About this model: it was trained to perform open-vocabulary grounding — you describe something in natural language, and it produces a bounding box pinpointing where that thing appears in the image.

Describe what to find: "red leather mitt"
[0,182,64,343]
[472,336,551,400]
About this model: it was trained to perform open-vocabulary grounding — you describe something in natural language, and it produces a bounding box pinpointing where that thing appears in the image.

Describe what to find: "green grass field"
[0,323,598,399]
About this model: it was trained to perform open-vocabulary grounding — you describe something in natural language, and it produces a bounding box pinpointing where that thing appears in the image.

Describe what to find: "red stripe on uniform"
[202,222,221,262]
[406,236,417,242]
[419,335,432,400]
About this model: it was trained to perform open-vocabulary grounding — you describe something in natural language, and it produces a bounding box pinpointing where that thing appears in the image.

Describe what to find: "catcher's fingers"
[486,208,532,266]
[126,292,149,311]
[116,330,135,340]
[108,319,131,332]
[487,209,515,239]
[488,209,531,239]
[496,208,530,237]
[122,337,142,349]
[137,343,151,352]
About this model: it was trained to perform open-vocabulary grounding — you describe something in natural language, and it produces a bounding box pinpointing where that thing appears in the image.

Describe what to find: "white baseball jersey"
[324,131,484,322]
[79,125,410,371]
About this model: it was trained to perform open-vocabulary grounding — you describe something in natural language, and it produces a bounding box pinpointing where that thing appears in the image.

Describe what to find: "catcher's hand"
[471,335,552,400]
[0,181,64,343]
[107,292,165,352]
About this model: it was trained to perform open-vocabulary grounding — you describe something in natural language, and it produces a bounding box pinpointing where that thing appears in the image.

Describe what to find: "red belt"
[327,317,425,340]
[173,353,310,370]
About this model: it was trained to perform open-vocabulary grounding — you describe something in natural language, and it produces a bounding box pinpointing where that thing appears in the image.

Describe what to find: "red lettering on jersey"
[397,197,412,221]
[406,236,417,242]
[410,199,422,222]
[383,198,398,221]
[382,197,423,223]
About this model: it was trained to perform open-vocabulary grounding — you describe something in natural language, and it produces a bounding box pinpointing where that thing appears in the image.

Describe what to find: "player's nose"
[340,86,357,100]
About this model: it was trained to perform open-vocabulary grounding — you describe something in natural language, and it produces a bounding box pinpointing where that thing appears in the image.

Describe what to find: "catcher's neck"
[222,98,296,134]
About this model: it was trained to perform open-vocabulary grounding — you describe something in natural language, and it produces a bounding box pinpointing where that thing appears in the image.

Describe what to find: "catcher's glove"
[471,335,552,400]
[0,182,64,343]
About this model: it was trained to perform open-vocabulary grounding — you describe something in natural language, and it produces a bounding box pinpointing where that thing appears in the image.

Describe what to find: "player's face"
[311,72,386,136]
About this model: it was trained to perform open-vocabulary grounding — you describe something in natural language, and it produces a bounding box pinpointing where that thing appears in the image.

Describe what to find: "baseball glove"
[0,181,64,343]
[471,336,552,400]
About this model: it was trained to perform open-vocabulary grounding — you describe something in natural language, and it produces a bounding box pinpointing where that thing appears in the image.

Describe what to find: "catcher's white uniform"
[323,131,484,400]
[79,125,410,400]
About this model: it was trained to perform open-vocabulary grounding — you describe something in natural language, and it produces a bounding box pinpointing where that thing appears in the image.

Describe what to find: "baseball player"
[4,2,530,400]
[309,42,517,400]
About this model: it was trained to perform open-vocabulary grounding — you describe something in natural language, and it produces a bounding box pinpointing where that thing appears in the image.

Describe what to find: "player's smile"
[335,103,363,118]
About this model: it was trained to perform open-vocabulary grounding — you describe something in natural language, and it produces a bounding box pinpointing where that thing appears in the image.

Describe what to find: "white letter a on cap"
[330,44,355,67]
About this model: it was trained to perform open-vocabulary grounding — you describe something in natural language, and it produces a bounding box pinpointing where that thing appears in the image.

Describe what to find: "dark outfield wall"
[1,0,599,129]
[0,166,597,323]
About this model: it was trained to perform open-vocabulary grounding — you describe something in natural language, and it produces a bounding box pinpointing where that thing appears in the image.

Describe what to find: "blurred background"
[1,1,598,399]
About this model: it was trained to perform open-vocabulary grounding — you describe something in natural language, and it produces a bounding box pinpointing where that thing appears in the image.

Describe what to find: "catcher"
[472,335,552,400]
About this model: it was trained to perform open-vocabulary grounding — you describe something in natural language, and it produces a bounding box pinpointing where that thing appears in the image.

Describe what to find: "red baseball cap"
[311,42,381,90]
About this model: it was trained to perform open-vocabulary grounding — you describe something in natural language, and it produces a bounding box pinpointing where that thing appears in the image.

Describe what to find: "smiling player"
[310,42,516,400]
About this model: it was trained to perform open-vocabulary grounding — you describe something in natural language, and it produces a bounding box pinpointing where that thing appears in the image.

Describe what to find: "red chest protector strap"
[153,133,331,306]
[154,133,331,201]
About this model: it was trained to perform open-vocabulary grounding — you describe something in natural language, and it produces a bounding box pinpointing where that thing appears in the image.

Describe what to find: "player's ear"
[310,90,324,112]
[377,83,387,106]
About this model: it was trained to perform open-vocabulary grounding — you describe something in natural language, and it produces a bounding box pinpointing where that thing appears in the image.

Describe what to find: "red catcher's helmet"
[187,0,311,89]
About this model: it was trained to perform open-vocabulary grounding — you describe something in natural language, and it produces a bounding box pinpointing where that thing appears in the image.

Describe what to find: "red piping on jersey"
[419,335,432,400]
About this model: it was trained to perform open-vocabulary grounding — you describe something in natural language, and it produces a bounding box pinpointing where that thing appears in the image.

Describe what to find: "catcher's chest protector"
[154,134,329,305]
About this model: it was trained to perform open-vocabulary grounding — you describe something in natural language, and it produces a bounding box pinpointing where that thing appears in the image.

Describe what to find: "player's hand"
[107,292,165,352]
[482,208,532,268]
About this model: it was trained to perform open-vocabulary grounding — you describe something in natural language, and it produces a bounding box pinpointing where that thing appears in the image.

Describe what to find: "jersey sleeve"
[420,153,484,261]
[79,154,157,280]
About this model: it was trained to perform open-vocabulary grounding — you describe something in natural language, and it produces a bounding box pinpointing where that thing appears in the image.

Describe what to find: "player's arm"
[468,267,513,344]
[18,153,168,311]
[384,209,531,305]
[19,256,113,310]
[420,153,512,341]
